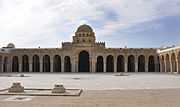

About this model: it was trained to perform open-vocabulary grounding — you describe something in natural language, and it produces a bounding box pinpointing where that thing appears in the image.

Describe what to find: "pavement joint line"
[0,88,83,96]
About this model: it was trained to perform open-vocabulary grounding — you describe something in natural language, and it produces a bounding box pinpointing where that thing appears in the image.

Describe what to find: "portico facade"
[0,24,179,73]
[159,47,180,73]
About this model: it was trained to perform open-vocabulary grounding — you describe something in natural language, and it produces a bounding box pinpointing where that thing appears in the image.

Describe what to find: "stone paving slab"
[1,89,180,107]
[0,88,82,96]
[1,73,180,90]
[3,96,34,102]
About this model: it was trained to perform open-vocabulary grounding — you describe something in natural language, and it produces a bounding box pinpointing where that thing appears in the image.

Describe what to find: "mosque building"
[0,24,179,73]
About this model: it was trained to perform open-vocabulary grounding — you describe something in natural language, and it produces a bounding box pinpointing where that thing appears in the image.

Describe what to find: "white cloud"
[0,0,103,47]
[0,0,179,47]
[95,0,180,36]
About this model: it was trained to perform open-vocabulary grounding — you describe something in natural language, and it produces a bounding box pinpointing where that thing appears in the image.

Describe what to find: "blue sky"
[0,0,180,48]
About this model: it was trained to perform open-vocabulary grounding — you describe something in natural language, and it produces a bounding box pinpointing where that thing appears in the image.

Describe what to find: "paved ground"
[1,73,180,107]
[1,89,180,107]
[0,72,180,90]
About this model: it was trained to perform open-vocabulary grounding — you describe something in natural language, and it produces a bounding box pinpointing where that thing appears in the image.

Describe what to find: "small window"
[83,39,85,42]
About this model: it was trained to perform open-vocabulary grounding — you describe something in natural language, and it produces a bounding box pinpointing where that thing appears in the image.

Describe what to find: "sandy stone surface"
[1,73,180,106]
[1,73,180,90]
[1,89,180,107]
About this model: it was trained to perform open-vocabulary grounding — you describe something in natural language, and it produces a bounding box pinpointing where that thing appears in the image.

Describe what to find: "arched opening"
[171,53,177,72]
[22,55,29,72]
[12,56,19,72]
[157,56,160,72]
[128,55,135,72]
[3,57,8,72]
[33,55,40,72]
[165,54,170,72]
[43,55,50,72]
[178,52,180,73]
[117,55,124,72]
[148,55,155,72]
[53,55,61,72]
[138,55,145,72]
[0,56,2,72]
[106,55,114,72]
[78,51,90,72]
[96,56,103,72]
[64,56,71,72]
[161,56,165,72]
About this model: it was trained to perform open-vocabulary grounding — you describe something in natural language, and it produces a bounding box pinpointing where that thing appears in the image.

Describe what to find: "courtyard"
[1,72,180,90]
[1,73,180,107]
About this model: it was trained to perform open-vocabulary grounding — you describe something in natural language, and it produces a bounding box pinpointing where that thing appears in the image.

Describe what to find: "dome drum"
[75,32,95,37]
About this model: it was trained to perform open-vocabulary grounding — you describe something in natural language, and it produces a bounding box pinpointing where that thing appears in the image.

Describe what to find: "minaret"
[73,24,96,44]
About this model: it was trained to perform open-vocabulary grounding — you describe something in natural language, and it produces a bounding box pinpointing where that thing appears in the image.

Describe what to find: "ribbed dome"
[76,24,93,32]
[7,43,15,48]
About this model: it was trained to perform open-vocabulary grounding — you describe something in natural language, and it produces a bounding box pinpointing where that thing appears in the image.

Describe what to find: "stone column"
[145,56,148,72]
[50,56,53,72]
[160,57,163,72]
[124,55,128,72]
[164,57,167,72]
[169,55,173,73]
[72,62,75,73]
[135,55,138,72]
[29,55,32,72]
[19,56,22,72]
[154,56,159,72]
[89,56,92,73]
[71,56,76,73]
[61,56,64,72]
[40,56,43,72]
[114,56,117,73]
[75,56,78,73]
[175,56,179,73]
[92,57,96,73]
[103,56,106,72]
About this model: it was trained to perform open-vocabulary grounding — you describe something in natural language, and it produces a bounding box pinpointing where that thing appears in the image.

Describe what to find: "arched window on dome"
[77,39,79,43]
